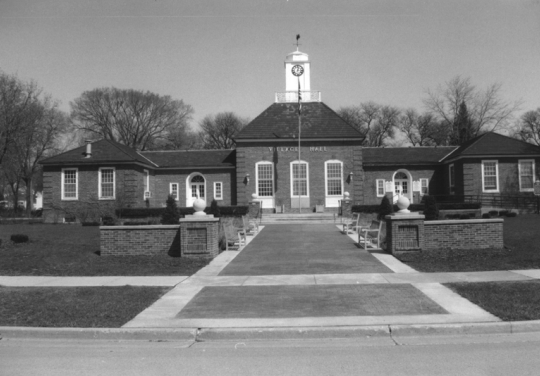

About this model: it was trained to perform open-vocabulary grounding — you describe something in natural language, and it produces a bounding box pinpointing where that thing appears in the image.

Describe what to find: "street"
[2,332,540,376]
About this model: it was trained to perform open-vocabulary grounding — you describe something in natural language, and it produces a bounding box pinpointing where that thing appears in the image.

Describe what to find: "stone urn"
[251,193,257,200]
[193,198,207,216]
[396,195,410,214]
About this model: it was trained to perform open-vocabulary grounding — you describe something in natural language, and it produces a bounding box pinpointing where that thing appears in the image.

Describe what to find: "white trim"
[481,160,499,193]
[169,182,179,201]
[255,161,274,197]
[98,167,116,200]
[376,179,385,197]
[214,181,223,200]
[143,169,149,200]
[61,168,78,200]
[290,160,310,198]
[420,178,429,195]
[449,164,455,195]
[518,159,535,192]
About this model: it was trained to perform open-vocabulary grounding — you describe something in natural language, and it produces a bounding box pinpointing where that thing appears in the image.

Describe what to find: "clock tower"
[285,49,311,92]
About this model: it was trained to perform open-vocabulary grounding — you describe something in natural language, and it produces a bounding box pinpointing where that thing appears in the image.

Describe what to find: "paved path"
[219,224,393,275]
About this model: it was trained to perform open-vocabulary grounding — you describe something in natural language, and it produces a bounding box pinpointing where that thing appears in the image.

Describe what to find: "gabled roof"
[141,149,235,168]
[40,139,153,166]
[363,146,456,166]
[441,132,540,162]
[235,102,364,141]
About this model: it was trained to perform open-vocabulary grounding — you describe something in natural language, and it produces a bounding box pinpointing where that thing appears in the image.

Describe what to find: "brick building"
[40,48,540,222]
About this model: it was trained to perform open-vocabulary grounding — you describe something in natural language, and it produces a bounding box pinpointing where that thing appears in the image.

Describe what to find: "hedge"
[352,202,480,214]
[116,205,249,218]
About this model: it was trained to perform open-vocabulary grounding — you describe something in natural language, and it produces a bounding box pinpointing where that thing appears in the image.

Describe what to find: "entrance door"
[187,175,205,207]
[393,171,410,203]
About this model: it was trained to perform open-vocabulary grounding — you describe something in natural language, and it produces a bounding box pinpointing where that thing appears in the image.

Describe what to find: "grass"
[396,214,540,272]
[0,286,169,327]
[0,224,210,276]
[446,280,540,321]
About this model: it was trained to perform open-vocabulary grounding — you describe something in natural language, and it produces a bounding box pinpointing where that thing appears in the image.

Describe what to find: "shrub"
[82,221,100,226]
[438,202,481,210]
[506,212,517,217]
[499,210,509,216]
[11,234,29,243]
[208,199,221,218]
[377,195,393,220]
[482,213,491,219]
[423,195,439,221]
[459,214,471,219]
[102,216,116,226]
[161,195,180,224]
[489,210,498,216]
[352,205,380,214]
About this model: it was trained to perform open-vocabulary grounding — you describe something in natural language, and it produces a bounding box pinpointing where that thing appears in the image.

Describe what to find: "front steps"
[260,212,339,224]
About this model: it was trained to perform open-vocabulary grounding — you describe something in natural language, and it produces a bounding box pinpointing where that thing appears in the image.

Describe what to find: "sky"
[1,0,539,130]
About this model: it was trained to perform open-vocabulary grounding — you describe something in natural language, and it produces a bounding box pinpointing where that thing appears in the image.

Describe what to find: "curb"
[2,321,540,342]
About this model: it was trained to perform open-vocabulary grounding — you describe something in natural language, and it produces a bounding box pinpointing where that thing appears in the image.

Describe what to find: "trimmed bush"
[459,214,471,219]
[102,216,116,226]
[489,210,499,216]
[11,234,29,243]
[506,212,517,217]
[438,202,481,210]
[423,195,439,221]
[377,195,393,220]
[208,199,222,218]
[117,205,249,219]
[482,213,491,219]
[161,195,180,224]
[352,205,380,214]
[499,210,509,217]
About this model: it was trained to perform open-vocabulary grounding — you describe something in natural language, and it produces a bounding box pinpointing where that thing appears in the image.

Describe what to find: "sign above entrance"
[268,146,328,152]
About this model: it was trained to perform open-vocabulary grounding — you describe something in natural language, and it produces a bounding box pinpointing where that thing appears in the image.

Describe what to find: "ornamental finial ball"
[192,198,207,216]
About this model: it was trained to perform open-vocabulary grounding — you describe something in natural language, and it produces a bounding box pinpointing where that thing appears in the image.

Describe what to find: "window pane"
[257,164,273,197]
[101,169,114,198]
[64,170,77,198]
[215,183,222,199]
[520,162,534,189]
[326,163,342,195]
[483,162,497,190]
[377,180,384,196]
[292,162,307,196]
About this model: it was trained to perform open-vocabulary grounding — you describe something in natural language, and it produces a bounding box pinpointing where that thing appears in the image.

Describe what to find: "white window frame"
[214,182,223,200]
[98,167,116,200]
[170,182,179,201]
[481,160,499,193]
[449,164,455,194]
[420,178,429,195]
[376,179,385,197]
[519,159,535,192]
[143,169,149,199]
[255,161,274,197]
[61,168,78,200]
[324,160,343,197]
[290,160,309,198]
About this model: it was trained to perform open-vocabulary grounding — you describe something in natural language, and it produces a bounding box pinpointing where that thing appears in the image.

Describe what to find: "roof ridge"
[104,139,141,161]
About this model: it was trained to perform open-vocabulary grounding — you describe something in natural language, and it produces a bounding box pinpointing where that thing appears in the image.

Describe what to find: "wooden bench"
[357,220,383,250]
[222,218,246,251]
[342,213,360,234]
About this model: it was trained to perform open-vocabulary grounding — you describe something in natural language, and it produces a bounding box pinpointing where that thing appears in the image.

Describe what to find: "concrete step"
[260,213,339,224]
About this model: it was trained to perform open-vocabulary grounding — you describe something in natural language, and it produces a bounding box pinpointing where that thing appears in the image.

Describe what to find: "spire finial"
[295,34,301,51]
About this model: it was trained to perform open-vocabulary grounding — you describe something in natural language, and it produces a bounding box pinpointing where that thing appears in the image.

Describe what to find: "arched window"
[186,173,205,206]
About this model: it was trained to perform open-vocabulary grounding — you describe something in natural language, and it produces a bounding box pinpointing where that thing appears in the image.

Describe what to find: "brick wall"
[100,225,180,256]
[424,219,504,250]
[235,141,362,210]
[180,218,219,259]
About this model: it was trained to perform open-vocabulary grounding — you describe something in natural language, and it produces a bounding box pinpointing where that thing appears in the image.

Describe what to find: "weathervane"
[295,34,301,51]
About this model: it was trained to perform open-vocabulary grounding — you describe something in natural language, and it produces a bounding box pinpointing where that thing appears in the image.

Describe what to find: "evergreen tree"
[208,199,221,218]
[377,195,393,220]
[161,195,180,224]
[423,195,439,221]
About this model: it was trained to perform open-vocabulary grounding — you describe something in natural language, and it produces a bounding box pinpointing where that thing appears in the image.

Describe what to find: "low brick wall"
[424,219,504,250]
[100,225,180,256]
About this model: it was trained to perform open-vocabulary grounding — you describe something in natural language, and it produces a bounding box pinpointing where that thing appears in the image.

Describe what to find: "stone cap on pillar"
[180,216,219,222]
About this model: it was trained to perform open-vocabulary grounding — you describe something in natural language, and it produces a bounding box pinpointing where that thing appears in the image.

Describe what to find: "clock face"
[291,65,304,77]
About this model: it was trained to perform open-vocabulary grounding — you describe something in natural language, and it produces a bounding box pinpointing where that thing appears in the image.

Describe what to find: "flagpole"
[298,76,301,214]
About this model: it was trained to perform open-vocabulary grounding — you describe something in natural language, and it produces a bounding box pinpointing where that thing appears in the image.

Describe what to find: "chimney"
[85,140,92,158]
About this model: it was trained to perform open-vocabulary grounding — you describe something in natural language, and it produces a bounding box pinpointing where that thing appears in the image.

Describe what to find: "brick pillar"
[179,216,220,259]
[341,198,352,217]
[248,200,261,218]
[385,214,425,256]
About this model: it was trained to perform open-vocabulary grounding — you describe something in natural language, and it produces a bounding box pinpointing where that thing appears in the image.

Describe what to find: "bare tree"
[424,76,521,145]
[513,108,540,146]
[198,112,248,149]
[338,102,400,146]
[70,88,194,151]
[0,71,42,166]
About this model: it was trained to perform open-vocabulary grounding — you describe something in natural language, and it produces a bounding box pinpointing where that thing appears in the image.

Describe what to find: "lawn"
[396,214,540,272]
[0,286,169,327]
[446,280,540,321]
[0,224,210,276]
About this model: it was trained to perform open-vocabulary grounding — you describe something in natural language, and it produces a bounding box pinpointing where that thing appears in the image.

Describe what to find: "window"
[99,168,115,199]
[420,178,429,195]
[519,160,535,192]
[325,161,343,196]
[291,161,308,197]
[449,164,455,194]
[190,175,205,199]
[482,160,499,192]
[62,168,78,200]
[376,179,385,197]
[256,162,274,197]
[170,183,179,200]
[214,182,223,200]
